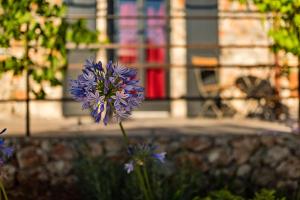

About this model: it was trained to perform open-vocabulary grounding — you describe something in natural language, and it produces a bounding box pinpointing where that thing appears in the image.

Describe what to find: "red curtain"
[119,55,137,64]
[146,42,165,99]
[118,0,166,99]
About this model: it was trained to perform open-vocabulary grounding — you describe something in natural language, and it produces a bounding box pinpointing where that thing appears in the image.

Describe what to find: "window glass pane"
[145,0,167,98]
[117,0,139,64]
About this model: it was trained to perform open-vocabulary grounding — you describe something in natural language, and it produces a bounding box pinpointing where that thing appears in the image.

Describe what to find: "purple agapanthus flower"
[127,143,167,162]
[70,59,144,125]
[0,129,13,165]
[124,143,166,173]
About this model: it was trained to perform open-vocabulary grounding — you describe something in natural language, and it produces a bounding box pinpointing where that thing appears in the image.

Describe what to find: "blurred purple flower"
[125,143,166,173]
[124,161,134,174]
[152,152,166,163]
[127,143,157,156]
[70,59,144,125]
[0,129,13,165]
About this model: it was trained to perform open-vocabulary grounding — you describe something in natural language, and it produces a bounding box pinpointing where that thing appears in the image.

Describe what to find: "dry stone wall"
[2,133,300,195]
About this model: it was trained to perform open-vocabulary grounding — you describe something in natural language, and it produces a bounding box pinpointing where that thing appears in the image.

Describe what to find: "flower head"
[127,143,157,156]
[124,143,166,173]
[70,59,144,125]
[0,129,13,165]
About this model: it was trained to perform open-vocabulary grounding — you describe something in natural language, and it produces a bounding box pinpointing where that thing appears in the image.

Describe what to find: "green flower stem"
[119,122,129,146]
[142,165,154,200]
[0,179,8,200]
[136,165,151,200]
[118,122,153,200]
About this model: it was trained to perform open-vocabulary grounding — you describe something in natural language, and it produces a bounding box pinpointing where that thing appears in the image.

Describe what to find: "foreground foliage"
[74,155,294,200]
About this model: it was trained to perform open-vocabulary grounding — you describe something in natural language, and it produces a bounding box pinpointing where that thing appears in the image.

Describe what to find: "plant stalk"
[119,122,129,146]
[0,180,8,200]
[142,165,154,200]
[136,165,151,200]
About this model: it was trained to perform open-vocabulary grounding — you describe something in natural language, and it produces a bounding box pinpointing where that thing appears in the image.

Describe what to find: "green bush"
[235,0,300,61]
[253,189,286,200]
[201,189,245,200]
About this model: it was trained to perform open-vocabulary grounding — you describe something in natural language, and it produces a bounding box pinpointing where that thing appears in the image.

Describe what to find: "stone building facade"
[0,0,298,120]
[218,0,298,119]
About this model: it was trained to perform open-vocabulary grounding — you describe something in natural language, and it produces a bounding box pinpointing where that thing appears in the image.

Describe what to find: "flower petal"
[124,161,134,174]
[152,152,167,163]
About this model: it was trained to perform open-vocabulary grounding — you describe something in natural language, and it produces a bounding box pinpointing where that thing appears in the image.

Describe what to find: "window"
[112,0,169,100]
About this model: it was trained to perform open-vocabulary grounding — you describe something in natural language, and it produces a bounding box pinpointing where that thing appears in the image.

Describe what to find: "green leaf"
[32,88,46,99]
[206,189,245,200]
[294,14,300,26]
[253,189,286,200]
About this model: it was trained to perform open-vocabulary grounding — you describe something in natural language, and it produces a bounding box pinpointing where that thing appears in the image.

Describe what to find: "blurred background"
[0,0,299,135]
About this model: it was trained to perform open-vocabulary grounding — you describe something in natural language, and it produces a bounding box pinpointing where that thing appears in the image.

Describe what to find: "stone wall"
[2,133,300,198]
[0,72,63,119]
